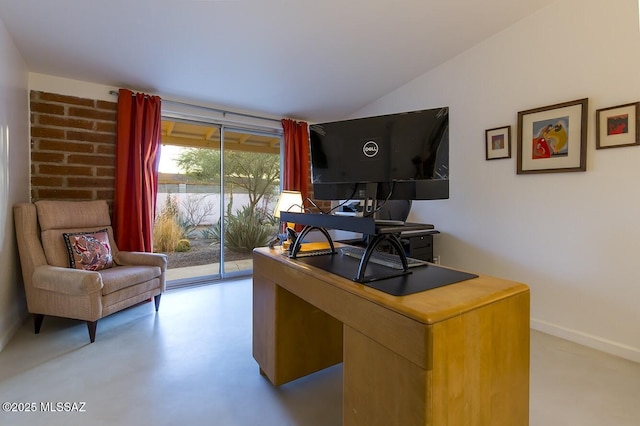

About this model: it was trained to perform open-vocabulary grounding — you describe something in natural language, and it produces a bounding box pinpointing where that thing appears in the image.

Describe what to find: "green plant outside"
[209,205,278,254]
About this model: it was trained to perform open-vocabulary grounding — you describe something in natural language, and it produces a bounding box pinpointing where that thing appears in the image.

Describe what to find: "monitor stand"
[287,220,412,284]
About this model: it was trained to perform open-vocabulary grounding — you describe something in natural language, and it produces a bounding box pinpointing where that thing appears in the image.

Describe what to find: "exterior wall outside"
[157,191,277,227]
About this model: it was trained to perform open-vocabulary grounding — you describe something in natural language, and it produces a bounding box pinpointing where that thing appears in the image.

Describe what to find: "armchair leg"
[154,294,162,312]
[34,314,44,334]
[87,321,97,343]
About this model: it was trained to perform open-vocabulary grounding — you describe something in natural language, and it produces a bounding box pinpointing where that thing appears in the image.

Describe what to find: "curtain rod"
[109,90,282,124]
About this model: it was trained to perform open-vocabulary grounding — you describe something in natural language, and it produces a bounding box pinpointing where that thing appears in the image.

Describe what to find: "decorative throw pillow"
[63,229,114,271]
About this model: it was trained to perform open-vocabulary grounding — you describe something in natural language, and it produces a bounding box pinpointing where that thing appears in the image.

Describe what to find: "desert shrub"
[200,226,217,239]
[160,193,180,219]
[179,194,215,238]
[153,215,183,252]
[154,193,184,252]
[175,239,191,252]
[210,205,277,254]
[176,215,194,239]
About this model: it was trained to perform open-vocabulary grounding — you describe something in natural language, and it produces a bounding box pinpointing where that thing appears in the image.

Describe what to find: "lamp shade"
[274,190,303,218]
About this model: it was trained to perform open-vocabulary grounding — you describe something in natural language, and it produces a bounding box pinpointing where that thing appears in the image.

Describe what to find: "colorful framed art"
[517,98,588,174]
[595,102,640,149]
[485,125,511,160]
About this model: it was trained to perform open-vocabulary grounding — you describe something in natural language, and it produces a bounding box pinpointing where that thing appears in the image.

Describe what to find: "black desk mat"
[294,251,478,296]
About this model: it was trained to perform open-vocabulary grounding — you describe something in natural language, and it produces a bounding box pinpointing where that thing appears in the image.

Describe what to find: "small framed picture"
[595,102,640,149]
[517,98,588,174]
[485,126,511,160]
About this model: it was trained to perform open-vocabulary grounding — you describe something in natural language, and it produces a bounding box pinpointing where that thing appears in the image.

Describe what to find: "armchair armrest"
[32,265,103,296]
[114,251,168,271]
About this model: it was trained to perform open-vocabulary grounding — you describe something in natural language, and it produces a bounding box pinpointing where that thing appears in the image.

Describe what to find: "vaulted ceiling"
[0,0,557,122]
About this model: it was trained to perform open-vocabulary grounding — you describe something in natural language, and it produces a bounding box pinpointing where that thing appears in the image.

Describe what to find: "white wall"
[0,16,30,350]
[356,0,640,362]
[29,73,117,102]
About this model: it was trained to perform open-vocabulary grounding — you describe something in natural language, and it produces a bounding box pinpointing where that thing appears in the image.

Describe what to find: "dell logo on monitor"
[362,141,379,158]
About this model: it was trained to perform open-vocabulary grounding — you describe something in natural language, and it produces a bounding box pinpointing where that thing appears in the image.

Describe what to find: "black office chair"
[355,200,411,253]
[374,200,412,222]
[379,200,414,253]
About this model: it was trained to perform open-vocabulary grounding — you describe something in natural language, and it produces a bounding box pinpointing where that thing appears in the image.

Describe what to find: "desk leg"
[253,274,343,386]
[343,325,427,426]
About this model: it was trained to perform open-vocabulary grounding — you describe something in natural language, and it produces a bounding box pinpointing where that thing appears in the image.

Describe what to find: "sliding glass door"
[156,118,281,287]
[220,128,281,276]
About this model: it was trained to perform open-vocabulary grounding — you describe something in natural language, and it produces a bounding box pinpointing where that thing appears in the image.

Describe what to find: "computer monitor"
[309,107,449,202]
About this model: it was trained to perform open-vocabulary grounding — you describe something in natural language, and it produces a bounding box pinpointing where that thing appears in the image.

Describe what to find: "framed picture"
[517,98,588,174]
[595,102,640,149]
[485,125,511,160]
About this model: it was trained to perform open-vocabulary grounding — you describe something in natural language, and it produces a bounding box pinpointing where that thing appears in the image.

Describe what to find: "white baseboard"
[531,318,640,364]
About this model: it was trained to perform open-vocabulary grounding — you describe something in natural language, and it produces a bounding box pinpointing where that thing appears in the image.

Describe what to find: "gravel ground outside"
[163,238,251,269]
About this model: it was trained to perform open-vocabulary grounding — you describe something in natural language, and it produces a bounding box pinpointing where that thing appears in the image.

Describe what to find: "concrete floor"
[0,278,639,425]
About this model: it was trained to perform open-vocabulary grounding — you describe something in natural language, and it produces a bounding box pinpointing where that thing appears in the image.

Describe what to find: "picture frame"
[517,98,588,174]
[485,125,511,160]
[595,102,640,149]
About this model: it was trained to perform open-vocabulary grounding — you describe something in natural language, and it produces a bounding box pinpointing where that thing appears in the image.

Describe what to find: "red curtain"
[281,118,310,206]
[113,89,162,252]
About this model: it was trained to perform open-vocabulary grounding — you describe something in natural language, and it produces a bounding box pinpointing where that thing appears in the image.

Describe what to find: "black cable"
[305,198,324,214]
[327,184,359,215]
[363,181,396,218]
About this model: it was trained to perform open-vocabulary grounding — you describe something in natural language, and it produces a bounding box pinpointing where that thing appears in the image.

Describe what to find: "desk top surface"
[254,246,529,325]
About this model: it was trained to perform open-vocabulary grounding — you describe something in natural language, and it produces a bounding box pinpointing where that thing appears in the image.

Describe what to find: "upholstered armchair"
[13,200,167,343]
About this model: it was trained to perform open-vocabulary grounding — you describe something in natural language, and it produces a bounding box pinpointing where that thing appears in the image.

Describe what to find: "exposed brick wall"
[306,156,332,213]
[30,91,117,203]
[29,90,324,215]
[307,185,332,213]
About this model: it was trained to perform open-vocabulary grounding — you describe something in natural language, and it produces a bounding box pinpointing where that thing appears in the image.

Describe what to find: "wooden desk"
[252,246,530,425]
